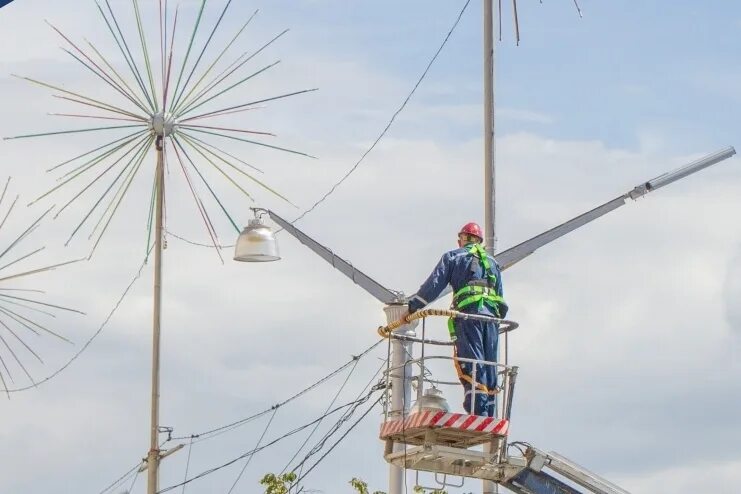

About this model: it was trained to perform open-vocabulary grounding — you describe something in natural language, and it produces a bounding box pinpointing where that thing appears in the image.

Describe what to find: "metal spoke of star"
[0,178,83,396]
[4,0,315,258]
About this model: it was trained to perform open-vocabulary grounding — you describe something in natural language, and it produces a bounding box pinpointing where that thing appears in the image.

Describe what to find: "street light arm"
[495,146,736,270]
[265,209,403,305]
[415,146,736,304]
[494,195,627,270]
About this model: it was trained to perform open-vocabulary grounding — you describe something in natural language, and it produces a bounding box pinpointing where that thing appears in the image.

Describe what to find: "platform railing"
[382,353,518,423]
[381,313,518,423]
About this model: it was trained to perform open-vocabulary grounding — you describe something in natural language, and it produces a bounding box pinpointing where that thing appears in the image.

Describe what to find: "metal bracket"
[137,444,185,472]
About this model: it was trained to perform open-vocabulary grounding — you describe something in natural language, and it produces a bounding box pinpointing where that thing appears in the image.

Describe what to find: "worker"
[407,222,508,417]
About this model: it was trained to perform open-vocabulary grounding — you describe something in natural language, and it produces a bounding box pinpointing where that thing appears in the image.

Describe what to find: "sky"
[0,0,740,493]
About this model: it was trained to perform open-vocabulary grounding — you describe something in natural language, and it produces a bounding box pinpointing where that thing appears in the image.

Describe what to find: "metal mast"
[483,2,498,494]
[484,0,496,256]
[147,137,165,494]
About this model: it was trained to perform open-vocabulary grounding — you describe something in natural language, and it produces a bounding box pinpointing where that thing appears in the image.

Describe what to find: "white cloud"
[0,1,740,494]
[619,458,741,493]
[498,108,555,125]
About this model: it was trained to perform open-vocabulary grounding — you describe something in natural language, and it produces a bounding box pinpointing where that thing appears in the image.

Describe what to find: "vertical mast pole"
[483,2,498,494]
[484,0,497,256]
[385,304,416,494]
[147,138,165,494]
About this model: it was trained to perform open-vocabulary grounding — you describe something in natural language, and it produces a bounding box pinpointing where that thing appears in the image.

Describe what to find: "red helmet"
[459,222,483,240]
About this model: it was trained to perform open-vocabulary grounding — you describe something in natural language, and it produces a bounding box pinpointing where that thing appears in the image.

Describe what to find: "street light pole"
[483,2,498,494]
[147,137,165,494]
[484,0,497,256]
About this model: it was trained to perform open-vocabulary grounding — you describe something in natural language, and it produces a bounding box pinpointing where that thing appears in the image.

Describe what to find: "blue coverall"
[408,244,508,417]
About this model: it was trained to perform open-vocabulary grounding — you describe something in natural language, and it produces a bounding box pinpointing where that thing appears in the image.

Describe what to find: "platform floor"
[380,409,508,448]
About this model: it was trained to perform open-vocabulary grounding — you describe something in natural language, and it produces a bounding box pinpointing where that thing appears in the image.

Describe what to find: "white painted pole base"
[384,304,417,494]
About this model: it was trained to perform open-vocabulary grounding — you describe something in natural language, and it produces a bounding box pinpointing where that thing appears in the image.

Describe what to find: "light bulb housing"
[233,217,280,262]
[411,387,450,413]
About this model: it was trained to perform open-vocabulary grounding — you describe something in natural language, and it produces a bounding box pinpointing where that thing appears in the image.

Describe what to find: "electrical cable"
[97,461,142,494]
[126,465,142,493]
[163,0,473,248]
[100,435,170,494]
[289,384,380,476]
[288,0,472,226]
[280,356,360,474]
[573,0,583,18]
[288,376,385,494]
[7,249,151,393]
[157,389,380,493]
[287,357,387,494]
[227,407,278,493]
[171,339,383,442]
[181,437,194,494]
[292,395,383,487]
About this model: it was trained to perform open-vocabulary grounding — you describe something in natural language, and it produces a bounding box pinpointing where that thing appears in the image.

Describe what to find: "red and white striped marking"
[380,410,509,438]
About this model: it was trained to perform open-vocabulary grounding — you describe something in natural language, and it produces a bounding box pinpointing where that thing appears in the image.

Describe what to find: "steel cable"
[157,389,380,493]
[280,357,360,474]
[97,461,142,494]
[227,407,278,493]
[292,395,383,487]
[171,340,383,443]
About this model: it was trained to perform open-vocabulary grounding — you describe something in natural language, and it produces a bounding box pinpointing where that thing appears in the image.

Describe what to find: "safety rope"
[377,308,517,338]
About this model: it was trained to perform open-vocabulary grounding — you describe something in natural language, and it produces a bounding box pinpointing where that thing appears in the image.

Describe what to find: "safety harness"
[447,243,506,340]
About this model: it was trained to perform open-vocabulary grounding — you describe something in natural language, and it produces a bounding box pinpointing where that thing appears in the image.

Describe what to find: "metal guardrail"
[382,353,518,422]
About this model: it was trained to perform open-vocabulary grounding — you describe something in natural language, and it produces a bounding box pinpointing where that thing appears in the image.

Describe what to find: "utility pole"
[385,304,417,494]
[147,136,165,494]
[483,2,498,494]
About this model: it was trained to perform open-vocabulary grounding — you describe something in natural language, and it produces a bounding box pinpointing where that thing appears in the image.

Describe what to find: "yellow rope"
[377,308,501,338]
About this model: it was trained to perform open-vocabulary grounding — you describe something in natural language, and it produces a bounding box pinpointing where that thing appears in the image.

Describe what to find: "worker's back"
[445,246,503,316]
[410,243,506,318]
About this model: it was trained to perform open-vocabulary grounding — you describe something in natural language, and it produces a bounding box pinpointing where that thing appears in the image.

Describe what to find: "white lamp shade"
[233,218,280,262]
[411,387,450,412]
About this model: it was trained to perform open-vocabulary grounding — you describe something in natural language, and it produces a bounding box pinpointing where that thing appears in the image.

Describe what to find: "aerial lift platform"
[378,316,630,494]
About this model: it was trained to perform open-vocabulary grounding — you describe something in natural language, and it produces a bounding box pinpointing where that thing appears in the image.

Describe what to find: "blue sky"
[244,0,741,151]
[0,1,740,493]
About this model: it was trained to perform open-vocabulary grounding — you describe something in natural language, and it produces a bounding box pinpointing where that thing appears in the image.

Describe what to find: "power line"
[157,389,381,493]
[288,0,472,225]
[126,465,142,493]
[171,339,383,442]
[280,358,361,474]
[289,383,381,478]
[227,407,278,493]
[181,437,194,494]
[97,461,142,494]
[288,357,387,485]
[293,395,383,488]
